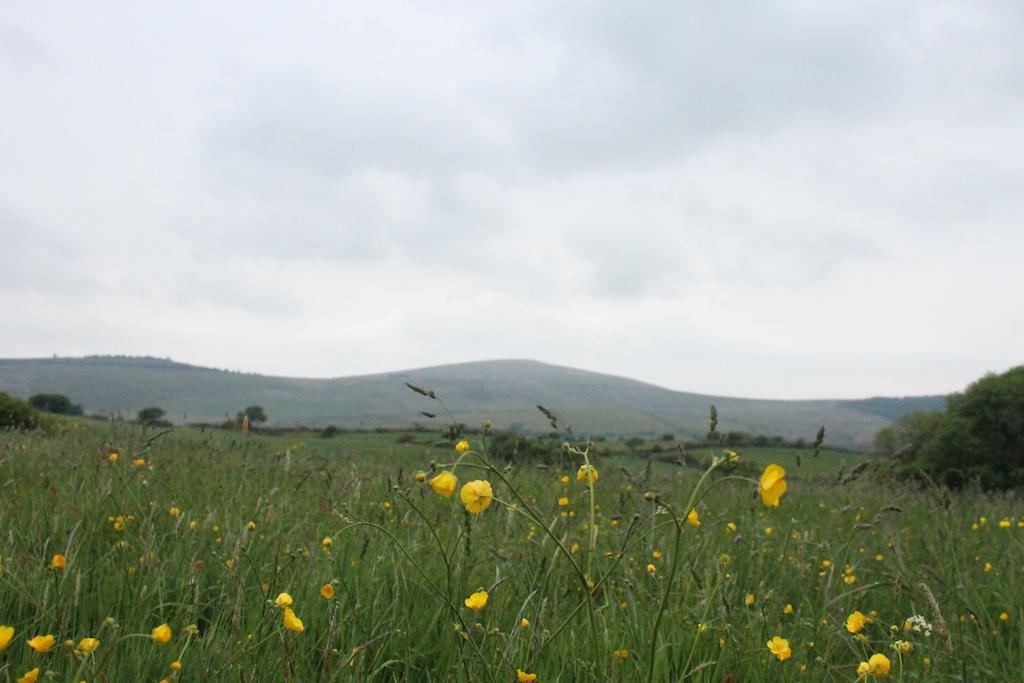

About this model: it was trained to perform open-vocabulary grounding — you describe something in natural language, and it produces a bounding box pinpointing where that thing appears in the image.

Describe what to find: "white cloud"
[0,1,1021,397]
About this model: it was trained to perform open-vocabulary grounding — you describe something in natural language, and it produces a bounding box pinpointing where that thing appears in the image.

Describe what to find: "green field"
[1,420,1020,682]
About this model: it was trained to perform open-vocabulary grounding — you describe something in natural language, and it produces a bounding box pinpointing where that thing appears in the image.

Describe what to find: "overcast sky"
[1,1,1022,399]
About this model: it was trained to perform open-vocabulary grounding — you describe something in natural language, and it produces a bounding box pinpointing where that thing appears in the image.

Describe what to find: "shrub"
[28,393,83,415]
[0,392,40,430]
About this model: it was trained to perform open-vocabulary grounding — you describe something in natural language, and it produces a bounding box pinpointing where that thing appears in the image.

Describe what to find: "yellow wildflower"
[429,471,458,497]
[857,653,891,677]
[999,612,1010,622]
[0,625,13,651]
[767,636,791,661]
[77,637,99,654]
[455,440,470,453]
[783,604,794,615]
[847,610,869,633]
[687,508,700,527]
[520,618,530,629]
[646,564,656,574]
[576,464,598,484]
[151,624,172,645]
[460,480,493,514]
[516,670,537,682]
[464,590,489,610]
[27,634,56,653]
[893,640,912,654]
[168,506,181,519]
[560,475,569,485]
[17,668,40,683]
[759,464,787,507]
[275,593,293,607]
[612,649,629,659]
[49,554,65,570]
[320,583,335,599]
[283,607,304,632]
[745,593,755,606]
[414,470,426,483]
[558,497,569,506]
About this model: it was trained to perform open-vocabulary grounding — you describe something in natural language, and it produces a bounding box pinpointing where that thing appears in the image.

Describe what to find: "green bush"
[28,393,83,415]
[0,392,40,430]
[880,366,1024,490]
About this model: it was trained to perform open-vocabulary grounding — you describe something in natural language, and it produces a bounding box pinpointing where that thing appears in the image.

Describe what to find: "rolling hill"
[0,355,946,448]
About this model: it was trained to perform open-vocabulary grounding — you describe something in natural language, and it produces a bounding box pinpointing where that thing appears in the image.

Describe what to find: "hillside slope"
[0,356,945,447]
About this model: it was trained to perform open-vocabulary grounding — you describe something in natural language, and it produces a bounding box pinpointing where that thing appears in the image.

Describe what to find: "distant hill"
[0,355,946,448]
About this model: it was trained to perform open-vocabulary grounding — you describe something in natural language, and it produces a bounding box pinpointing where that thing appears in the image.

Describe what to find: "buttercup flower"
[27,634,56,653]
[320,583,335,599]
[857,653,891,677]
[576,464,598,484]
[759,464,787,507]
[847,610,869,633]
[460,480,493,514]
[415,470,427,483]
[560,475,569,485]
[612,649,629,659]
[745,593,756,606]
[687,508,700,527]
[171,660,183,670]
[429,471,458,498]
[516,670,537,682]
[893,640,912,654]
[767,636,791,661]
[49,554,65,570]
[455,440,470,453]
[76,637,100,654]
[558,497,569,506]
[17,668,40,683]
[151,624,172,645]
[283,607,304,632]
[464,590,489,610]
[275,592,293,608]
[520,618,530,629]
[0,625,14,651]
[783,604,794,615]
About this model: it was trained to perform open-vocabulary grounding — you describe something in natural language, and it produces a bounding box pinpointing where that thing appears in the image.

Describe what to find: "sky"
[1,1,1022,399]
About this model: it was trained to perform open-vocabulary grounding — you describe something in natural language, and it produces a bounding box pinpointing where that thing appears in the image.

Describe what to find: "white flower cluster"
[905,615,933,636]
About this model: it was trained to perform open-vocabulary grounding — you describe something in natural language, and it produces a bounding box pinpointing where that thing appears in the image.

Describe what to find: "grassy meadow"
[1,419,1021,682]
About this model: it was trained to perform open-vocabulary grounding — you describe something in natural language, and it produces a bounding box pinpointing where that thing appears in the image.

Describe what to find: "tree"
[238,405,267,424]
[878,366,1024,489]
[921,366,1024,489]
[137,406,167,425]
[28,393,83,415]
[0,392,39,429]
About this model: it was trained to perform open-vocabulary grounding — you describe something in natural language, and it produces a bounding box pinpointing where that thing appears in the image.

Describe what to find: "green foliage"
[238,405,268,424]
[876,367,1024,490]
[920,366,1024,489]
[28,392,83,415]
[136,406,167,425]
[0,391,39,429]
[0,423,1019,681]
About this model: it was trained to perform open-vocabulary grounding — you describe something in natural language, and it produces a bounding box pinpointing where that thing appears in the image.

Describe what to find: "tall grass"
[0,419,1021,681]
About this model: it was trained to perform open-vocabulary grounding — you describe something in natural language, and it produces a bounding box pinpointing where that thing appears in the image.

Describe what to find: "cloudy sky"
[2,1,1022,399]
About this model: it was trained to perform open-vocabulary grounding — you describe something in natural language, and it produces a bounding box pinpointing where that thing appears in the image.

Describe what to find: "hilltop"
[0,355,945,447]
